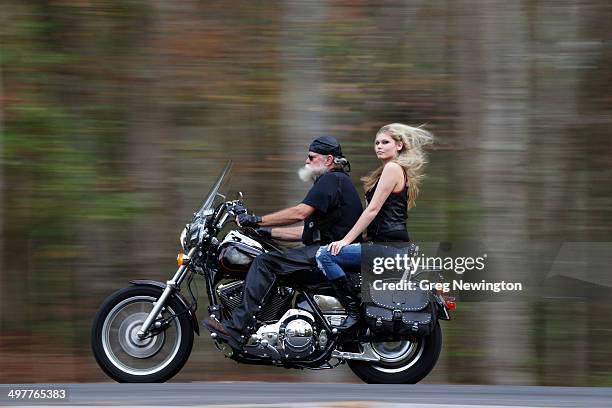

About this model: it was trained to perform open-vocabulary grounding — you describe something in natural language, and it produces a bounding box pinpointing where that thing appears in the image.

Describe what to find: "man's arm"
[270,225,304,241]
[259,203,314,227]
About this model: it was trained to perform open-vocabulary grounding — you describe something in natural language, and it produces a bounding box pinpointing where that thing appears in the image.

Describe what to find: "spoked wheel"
[347,323,442,384]
[91,286,194,383]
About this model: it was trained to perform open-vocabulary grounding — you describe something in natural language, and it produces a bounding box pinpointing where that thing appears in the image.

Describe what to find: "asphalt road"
[2,383,611,407]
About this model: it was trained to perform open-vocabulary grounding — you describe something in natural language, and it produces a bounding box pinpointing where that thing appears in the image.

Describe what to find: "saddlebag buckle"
[392,309,403,321]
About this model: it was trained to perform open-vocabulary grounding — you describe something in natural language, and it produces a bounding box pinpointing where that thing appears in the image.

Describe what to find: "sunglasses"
[307,154,318,161]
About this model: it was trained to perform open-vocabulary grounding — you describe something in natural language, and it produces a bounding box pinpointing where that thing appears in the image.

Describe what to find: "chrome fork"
[137,247,197,338]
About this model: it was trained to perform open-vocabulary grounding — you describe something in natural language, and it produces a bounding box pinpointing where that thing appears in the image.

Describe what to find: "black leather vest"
[365,180,408,241]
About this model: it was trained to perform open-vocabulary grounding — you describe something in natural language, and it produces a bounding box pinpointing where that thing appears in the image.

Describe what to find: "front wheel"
[91,285,194,383]
[347,323,442,384]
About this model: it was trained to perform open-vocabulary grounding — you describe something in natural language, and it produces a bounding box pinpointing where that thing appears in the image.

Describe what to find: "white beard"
[298,164,327,182]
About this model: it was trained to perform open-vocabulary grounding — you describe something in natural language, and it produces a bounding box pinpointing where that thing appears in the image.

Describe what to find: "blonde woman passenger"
[315,123,434,332]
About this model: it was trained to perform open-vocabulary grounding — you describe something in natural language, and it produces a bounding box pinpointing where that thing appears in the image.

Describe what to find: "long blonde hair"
[361,123,434,209]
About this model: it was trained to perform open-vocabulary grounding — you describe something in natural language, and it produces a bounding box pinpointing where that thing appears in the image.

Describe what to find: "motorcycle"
[91,161,455,383]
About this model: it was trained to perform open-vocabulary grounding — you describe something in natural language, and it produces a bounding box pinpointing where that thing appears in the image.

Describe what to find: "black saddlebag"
[363,279,436,338]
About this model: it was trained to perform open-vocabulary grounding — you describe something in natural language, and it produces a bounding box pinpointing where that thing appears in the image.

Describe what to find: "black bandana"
[309,136,343,157]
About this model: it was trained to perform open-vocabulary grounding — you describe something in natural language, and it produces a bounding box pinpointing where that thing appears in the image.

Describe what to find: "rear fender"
[129,279,200,335]
[434,296,451,320]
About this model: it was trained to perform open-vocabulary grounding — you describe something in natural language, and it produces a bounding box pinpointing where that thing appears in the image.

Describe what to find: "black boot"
[225,253,277,341]
[329,275,361,332]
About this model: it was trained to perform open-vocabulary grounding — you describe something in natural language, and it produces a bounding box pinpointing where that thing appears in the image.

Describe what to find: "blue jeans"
[316,243,362,280]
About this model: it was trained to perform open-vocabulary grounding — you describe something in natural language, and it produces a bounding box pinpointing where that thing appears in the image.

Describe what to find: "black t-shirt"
[301,171,363,245]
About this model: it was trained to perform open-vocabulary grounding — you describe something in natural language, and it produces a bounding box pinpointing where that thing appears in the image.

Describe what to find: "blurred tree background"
[1,0,611,384]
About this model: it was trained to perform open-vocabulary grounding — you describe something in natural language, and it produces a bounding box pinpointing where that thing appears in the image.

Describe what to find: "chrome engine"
[218,282,349,360]
[217,280,293,322]
[246,309,318,360]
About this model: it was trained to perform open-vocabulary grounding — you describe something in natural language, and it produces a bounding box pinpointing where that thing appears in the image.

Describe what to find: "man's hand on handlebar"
[236,212,262,228]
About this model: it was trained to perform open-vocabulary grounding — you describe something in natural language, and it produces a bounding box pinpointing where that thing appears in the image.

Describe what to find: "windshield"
[197,160,232,216]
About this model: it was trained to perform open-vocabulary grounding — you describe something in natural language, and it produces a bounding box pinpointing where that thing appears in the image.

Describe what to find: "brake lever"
[227,200,247,216]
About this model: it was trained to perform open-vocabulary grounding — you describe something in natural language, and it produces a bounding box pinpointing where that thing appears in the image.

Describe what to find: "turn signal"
[177,252,190,266]
[442,294,456,311]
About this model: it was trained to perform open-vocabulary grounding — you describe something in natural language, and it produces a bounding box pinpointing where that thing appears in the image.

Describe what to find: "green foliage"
[2,1,152,235]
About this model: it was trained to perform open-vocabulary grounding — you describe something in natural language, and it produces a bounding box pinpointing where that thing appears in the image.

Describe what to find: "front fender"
[129,279,200,336]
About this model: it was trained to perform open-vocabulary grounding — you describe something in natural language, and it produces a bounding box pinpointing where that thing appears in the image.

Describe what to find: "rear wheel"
[347,323,442,384]
[91,285,194,383]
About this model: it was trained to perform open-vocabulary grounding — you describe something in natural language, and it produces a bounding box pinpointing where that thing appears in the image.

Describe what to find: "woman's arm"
[329,162,404,255]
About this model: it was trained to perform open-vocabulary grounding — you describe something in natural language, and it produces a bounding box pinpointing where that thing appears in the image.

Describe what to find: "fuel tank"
[217,231,264,276]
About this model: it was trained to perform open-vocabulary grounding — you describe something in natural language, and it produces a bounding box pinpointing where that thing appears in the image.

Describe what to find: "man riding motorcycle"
[203,136,363,349]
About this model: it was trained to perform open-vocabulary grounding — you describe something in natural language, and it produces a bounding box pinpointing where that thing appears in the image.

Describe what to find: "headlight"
[179,226,188,250]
